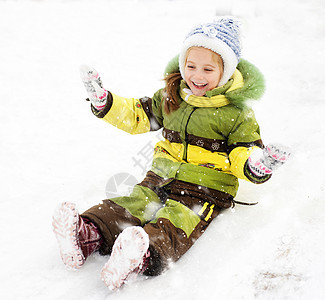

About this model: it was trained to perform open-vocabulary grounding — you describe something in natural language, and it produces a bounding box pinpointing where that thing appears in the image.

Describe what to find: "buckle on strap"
[198,202,215,222]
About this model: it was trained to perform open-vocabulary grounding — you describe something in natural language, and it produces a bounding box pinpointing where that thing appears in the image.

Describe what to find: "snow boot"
[101,226,150,290]
[52,202,102,269]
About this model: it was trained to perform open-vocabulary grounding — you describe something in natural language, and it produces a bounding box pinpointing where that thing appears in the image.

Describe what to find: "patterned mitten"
[248,144,291,177]
[80,65,108,110]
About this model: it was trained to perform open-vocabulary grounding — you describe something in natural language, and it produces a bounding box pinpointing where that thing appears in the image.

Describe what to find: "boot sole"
[52,202,84,269]
[101,226,149,290]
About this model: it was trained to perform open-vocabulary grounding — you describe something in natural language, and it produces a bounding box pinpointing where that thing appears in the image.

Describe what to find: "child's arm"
[226,108,268,183]
[227,109,291,183]
[91,92,162,134]
[80,65,162,135]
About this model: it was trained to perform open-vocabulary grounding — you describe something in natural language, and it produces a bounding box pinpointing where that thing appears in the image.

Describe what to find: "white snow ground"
[1,0,325,299]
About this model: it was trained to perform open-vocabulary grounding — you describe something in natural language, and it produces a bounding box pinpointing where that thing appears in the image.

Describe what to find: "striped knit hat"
[179,17,241,87]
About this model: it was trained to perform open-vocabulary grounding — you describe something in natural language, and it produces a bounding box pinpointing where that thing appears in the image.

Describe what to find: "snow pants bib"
[81,171,233,276]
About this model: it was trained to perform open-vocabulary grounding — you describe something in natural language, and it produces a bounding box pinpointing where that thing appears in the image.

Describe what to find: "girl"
[52,18,290,291]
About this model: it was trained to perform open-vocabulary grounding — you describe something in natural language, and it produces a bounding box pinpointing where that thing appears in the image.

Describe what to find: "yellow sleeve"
[101,93,151,135]
[229,146,272,184]
[229,146,258,181]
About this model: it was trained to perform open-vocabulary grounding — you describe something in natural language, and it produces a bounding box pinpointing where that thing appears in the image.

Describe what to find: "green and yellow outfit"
[82,58,270,275]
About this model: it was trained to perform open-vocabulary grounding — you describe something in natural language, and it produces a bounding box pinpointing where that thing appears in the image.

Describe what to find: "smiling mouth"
[192,82,208,89]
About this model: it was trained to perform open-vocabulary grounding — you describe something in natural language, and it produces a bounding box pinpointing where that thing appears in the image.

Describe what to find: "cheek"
[184,71,192,85]
[208,72,221,87]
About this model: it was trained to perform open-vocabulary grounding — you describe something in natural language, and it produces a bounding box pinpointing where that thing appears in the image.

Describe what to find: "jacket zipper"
[183,107,197,162]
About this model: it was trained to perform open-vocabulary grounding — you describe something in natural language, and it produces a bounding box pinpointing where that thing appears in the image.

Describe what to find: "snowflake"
[196,139,204,147]
[211,142,220,151]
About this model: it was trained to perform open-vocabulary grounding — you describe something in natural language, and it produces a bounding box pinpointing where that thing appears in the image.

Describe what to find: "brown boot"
[52,202,102,269]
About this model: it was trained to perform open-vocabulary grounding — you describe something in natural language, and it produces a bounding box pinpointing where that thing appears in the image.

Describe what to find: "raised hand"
[80,65,108,110]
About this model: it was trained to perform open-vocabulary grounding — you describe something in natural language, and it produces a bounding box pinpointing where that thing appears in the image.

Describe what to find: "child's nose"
[194,71,204,80]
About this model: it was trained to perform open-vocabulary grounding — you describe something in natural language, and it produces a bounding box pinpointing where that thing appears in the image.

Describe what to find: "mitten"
[248,144,291,177]
[80,65,108,110]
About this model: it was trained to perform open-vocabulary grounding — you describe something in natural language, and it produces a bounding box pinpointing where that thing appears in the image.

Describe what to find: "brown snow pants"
[81,171,233,276]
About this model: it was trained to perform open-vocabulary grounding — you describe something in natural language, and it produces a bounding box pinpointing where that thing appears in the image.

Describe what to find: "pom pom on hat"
[179,17,241,87]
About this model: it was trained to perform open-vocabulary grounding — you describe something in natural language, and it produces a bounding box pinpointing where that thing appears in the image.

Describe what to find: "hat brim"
[179,34,238,87]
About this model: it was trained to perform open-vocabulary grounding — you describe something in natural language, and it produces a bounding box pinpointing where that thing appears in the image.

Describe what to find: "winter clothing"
[80,56,271,276]
[82,170,233,275]
[101,226,150,290]
[80,65,108,110]
[78,216,103,259]
[92,58,269,191]
[179,17,241,86]
[52,202,102,269]
[247,144,292,177]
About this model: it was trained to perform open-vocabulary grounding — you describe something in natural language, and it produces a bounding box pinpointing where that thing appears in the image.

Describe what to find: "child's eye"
[187,65,195,69]
[205,68,213,72]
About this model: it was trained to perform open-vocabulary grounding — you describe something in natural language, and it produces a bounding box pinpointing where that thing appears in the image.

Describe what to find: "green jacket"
[92,58,270,197]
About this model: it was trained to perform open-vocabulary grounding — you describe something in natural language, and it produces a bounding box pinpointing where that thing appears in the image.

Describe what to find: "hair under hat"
[179,17,241,87]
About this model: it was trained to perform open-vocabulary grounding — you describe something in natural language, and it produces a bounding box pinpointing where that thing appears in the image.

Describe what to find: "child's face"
[184,47,223,97]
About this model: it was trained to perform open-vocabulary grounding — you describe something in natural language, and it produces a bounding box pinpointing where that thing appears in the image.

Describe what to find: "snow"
[1,0,325,299]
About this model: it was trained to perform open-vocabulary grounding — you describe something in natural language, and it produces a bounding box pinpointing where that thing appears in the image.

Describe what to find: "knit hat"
[179,17,241,87]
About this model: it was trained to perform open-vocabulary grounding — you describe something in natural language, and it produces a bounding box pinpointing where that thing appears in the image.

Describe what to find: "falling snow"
[1,0,325,299]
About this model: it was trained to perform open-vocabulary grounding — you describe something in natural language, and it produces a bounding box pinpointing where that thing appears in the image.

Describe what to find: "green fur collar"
[164,55,265,109]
